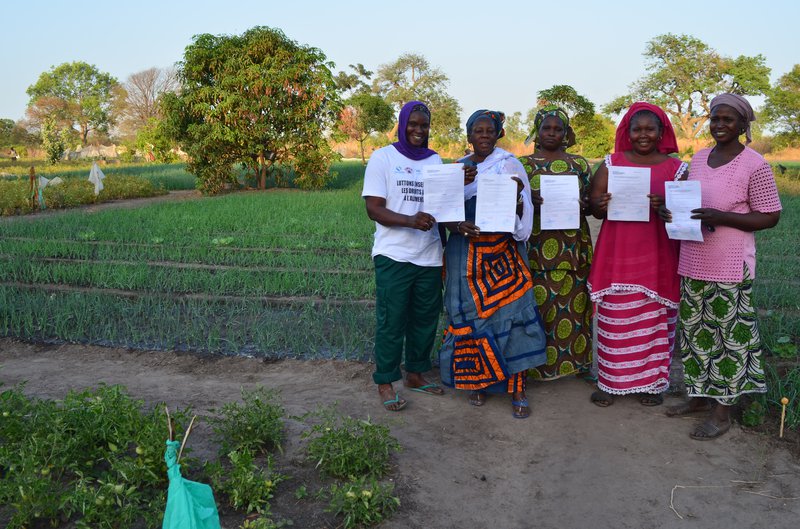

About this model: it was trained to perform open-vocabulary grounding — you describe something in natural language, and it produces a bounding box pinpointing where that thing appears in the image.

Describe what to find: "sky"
[3,0,799,126]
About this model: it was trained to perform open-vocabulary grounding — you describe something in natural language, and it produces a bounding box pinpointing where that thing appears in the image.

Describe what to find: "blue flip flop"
[512,398,530,419]
[382,392,407,412]
[407,383,444,396]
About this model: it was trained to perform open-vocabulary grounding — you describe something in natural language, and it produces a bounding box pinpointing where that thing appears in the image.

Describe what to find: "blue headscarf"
[393,101,437,161]
[466,109,505,138]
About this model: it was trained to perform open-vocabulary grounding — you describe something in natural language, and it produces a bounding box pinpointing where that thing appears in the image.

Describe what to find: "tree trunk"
[258,150,266,190]
[359,138,366,165]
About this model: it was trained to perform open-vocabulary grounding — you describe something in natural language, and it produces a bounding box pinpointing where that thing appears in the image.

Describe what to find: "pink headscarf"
[614,102,679,155]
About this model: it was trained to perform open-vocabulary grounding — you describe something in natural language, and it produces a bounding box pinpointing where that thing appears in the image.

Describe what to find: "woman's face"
[537,115,566,151]
[709,104,744,146]
[405,110,430,148]
[468,117,498,158]
[629,113,661,155]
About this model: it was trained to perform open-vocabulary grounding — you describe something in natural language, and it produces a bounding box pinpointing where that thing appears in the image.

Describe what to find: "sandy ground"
[1,338,798,529]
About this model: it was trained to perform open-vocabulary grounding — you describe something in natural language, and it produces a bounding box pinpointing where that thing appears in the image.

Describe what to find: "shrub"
[303,407,400,479]
[208,386,285,455]
[205,448,285,514]
[324,476,399,529]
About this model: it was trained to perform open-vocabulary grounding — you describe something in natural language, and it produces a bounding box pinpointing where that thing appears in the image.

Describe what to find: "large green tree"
[764,64,800,144]
[339,93,394,165]
[603,34,771,139]
[161,26,341,193]
[531,85,614,158]
[26,61,122,145]
[373,53,462,146]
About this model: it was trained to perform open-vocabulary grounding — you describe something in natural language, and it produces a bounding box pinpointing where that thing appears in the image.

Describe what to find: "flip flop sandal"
[382,392,407,412]
[640,393,664,406]
[407,383,444,396]
[468,390,487,407]
[690,420,731,441]
[590,390,614,408]
[512,398,530,419]
[665,401,713,417]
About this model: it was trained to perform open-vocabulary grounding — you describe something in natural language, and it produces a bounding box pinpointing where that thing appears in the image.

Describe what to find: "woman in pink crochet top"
[661,93,781,440]
[588,102,686,407]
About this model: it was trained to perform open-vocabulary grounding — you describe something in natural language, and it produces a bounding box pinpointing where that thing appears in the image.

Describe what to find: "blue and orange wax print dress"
[439,197,547,393]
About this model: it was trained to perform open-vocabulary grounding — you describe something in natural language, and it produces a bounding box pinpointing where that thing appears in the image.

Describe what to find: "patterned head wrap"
[709,93,756,145]
[466,109,505,139]
[393,100,437,161]
[524,105,576,148]
[614,102,678,155]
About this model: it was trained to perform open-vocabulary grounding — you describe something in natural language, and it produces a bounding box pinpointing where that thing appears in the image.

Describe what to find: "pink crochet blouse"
[678,147,782,283]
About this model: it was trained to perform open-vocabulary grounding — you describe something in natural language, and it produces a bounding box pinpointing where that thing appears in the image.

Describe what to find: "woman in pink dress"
[588,102,686,407]
[662,93,781,440]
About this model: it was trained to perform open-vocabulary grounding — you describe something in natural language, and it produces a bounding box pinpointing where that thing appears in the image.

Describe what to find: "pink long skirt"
[596,291,676,395]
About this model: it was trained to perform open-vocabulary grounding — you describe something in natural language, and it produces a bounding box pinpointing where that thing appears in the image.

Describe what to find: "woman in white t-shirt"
[362,100,474,411]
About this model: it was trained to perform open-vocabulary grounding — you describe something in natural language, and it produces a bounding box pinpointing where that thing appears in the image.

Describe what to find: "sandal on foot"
[512,398,530,419]
[382,392,407,412]
[590,390,614,408]
[665,401,712,417]
[640,393,664,407]
[406,383,444,396]
[690,420,731,441]
[468,391,487,407]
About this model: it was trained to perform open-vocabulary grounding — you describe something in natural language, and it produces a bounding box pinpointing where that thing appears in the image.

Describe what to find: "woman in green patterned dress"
[519,106,594,380]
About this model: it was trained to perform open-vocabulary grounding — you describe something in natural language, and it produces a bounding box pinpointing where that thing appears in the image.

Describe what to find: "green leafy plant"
[240,516,293,529]
[741,400,765,427]
[208,386,284,455]
[205,448,285,514]
[303,407,400,479]
[0,383,190,529]
[771,336,798,359]
[325,476,399,529]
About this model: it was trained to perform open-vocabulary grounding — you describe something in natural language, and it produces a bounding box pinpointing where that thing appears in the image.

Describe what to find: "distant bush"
[0,175,166,216]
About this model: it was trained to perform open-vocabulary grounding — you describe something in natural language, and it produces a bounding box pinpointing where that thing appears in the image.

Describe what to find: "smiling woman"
[437,109,546,419]
[587,102,686,408]
[665,93,782,441]
[362,100,448,412]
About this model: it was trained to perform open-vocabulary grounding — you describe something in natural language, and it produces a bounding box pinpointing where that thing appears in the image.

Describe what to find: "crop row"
[0,257,375,298]
[0,285,379,358]
[0,238,373,270]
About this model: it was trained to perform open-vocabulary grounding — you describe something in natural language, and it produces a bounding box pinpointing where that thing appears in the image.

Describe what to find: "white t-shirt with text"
[362,145,444,267]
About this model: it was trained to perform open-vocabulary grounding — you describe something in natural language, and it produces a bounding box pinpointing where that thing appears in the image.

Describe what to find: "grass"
[0,160,197,190]
[0,161,376,358]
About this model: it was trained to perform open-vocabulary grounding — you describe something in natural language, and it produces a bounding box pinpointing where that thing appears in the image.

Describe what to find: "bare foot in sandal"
[690,402,731,440]
[405,372,444,395]
[378,383,406,412]
[665,397,712,417]
[468,390,487,407]
[590,390,614,407]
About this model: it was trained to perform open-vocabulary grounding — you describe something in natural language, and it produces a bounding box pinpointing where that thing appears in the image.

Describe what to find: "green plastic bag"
[162,440,221,529]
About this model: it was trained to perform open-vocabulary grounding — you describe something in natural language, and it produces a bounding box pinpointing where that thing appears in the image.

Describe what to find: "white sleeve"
[504,157,533,241]
[362,149,389,198]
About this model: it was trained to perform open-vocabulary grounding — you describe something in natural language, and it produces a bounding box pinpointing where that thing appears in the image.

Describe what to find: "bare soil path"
[1,338,797,529]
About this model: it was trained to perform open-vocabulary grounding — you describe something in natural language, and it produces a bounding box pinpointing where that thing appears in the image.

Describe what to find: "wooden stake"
[780,397,789,439]
[165,405,174,441]
[177,415,197,463]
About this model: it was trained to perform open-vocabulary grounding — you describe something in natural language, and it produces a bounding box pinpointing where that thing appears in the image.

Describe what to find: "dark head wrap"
[525,105,576,148]
[466,109,505,139]
[709,93,756,145]
[614,102,678,155]
[393,100,437,161]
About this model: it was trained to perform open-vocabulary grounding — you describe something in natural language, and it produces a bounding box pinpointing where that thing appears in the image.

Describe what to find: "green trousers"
[373,255,443,385]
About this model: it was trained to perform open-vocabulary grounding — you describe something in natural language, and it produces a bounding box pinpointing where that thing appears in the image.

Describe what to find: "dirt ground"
[1,338,798,529]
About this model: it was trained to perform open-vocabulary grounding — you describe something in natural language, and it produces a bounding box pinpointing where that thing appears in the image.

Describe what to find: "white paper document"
[475,173,518,233]
[607,166,651,222]
[664,180,704,242]
[540,174,580,230]
[423,164,465,223]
